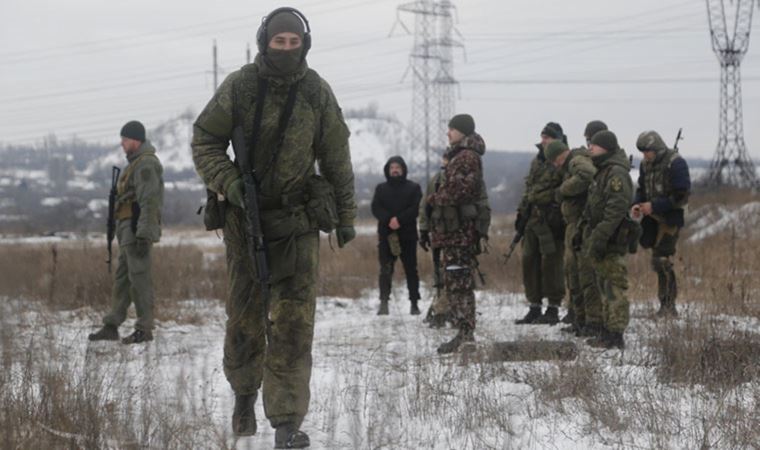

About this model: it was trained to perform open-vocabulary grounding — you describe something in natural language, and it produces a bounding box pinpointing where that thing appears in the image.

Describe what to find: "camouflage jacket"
[557,147,596,224]
[519,144,564,228]
[583,147,633,256]
[116,141,164,245]
[429,133,486,248]
[191,56,356,227]
[418,171,443,234]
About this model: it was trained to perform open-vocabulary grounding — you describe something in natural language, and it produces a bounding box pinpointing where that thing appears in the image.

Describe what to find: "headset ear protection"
[256,7,311,57]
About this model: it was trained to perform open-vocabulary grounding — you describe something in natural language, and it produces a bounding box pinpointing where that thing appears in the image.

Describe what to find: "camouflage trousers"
[441,246,476,332]
[521,225,565,307]
[578,251,603,326]
[222,206,318,428]
[563,221,583,320]
[103,242,154,331]
[429,247,449,315]
[592,253,629,333]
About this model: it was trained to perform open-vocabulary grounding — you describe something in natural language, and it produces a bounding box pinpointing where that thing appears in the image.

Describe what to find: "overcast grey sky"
[1,0,759,159]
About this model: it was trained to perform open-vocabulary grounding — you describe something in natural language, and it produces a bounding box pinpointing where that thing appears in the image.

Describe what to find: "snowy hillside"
[346,117,408,175]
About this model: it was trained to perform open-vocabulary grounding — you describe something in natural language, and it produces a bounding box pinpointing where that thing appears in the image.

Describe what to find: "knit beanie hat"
[584,120,608,140]
[590,130,618,151]
[267,11,305,42]
[448,114,475,136]
[544,140,569,162]
[120,121,146,142]
[541,122,564,140]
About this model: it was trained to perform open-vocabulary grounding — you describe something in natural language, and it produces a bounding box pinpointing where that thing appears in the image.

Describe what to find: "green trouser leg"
[222,208,318,429]
[103,243,154,331]
[593,254,629,333]
[563,221,583,323]
[522,226,565,307]
[578,251,603,326]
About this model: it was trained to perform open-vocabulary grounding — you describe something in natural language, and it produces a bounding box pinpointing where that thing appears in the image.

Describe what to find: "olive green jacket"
[557,147,596,224]
[116,141,164,246]
[191,57,356,227]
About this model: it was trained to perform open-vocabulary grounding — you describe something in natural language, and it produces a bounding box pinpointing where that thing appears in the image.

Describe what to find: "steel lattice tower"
[394,1,461,181]
[706,0,758,187]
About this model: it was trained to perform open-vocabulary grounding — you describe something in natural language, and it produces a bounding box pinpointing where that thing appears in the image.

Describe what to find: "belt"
[258,191,306,211]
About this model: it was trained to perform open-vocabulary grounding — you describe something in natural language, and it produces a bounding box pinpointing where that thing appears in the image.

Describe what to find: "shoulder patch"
[610,176,623,192]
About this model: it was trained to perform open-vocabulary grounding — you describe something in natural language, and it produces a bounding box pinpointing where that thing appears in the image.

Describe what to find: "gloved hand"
[225,178,245,210]
[571,229,583,252]
[419,230,430,252]
[515,211,528,234]
[336,226,356,248]
[134,238,151,258]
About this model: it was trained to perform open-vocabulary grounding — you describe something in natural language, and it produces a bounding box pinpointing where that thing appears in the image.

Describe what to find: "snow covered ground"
[5,283,758,449]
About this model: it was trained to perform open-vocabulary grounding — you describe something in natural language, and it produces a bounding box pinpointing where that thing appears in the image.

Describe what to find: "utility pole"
[213,40,219,92]
[706,0,758,188]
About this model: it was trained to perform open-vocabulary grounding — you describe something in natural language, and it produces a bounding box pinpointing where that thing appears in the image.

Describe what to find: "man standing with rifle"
[89,120,164,345]
[631,130,691,317]
[191,7,356,447]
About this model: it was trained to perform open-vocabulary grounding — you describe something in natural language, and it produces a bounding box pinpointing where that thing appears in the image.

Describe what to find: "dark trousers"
[378,237,420,302]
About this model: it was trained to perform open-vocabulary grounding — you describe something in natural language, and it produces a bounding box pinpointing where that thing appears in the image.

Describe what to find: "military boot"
[232,394,257,436]
[535,306,559,325]
[588,330,624,350]
[576,323,603,338]
[422,307,433,324]
[121,329,153,344]
[88,324,119,341]
[274,423,310,449]
[410,300,421,315]
[515,306,542,325]
[436,327,475,354]
[377,299,389,316]
[428,313,447,329]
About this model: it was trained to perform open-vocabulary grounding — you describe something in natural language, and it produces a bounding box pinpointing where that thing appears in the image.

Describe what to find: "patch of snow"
[688,201,760,243]
[41,197,65,207]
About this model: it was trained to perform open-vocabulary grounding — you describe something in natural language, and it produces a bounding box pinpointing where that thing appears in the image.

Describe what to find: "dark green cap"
[448,114,475,136]
[544,140,569,162]
[120,120,145,142]
[590,130,618,151]
[267,11,305,42]
[584,120,608,140]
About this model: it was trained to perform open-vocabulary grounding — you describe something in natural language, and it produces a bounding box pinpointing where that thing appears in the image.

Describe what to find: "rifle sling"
[235,77,300,186]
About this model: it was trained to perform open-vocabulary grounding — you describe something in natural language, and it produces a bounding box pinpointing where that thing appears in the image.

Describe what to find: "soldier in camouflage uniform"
[581,131,633,350]
[515,123,566,325]
[429,114,488,354]
[89,120,164,345]
[631,130,690,317]
[543,130,597,334]
[191,8,356,447]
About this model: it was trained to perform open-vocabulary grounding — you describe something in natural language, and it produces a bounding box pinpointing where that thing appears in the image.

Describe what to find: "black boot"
[605,332,625,349]
[88,324,119,341]
[274,423,310,449]
[232,394,257,436]
[576,323,603,338]
[428,313,447,329]
[422,307,433,324]
[535,306,560,325]
[585,328,609,347]
[437,328,474,354]
[377,299,389,316]
[410,300,421,315]
[121,329,153,344]
[515,306,542,325]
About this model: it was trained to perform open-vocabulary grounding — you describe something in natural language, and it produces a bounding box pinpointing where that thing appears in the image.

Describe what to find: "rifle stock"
[231,126,272,340]
[106,166,120,273]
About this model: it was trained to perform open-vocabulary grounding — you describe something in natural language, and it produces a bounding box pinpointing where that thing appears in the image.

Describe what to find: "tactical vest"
[430,155,490,239]
[115,152,158,220]
[642,149,688,210]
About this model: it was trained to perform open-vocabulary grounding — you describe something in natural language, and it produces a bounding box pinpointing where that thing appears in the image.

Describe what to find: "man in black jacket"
[371,156,423,315]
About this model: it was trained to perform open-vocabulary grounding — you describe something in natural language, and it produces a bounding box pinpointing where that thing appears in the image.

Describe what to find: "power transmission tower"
[393,1,462,181]
[706,0,758,188]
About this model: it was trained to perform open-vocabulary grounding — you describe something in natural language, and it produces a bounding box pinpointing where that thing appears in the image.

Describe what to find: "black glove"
[134,238,151,258]
[419,230,430,252]
[515,211,527,234]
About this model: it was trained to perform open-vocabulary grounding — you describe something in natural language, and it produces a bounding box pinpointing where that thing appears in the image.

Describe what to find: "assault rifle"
[673,128,683,153]
[503,205,530,265]
[231,126,272,340]
[106,166,121,273]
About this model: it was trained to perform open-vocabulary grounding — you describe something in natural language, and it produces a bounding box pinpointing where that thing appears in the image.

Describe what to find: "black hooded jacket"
[371,156,422,241]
